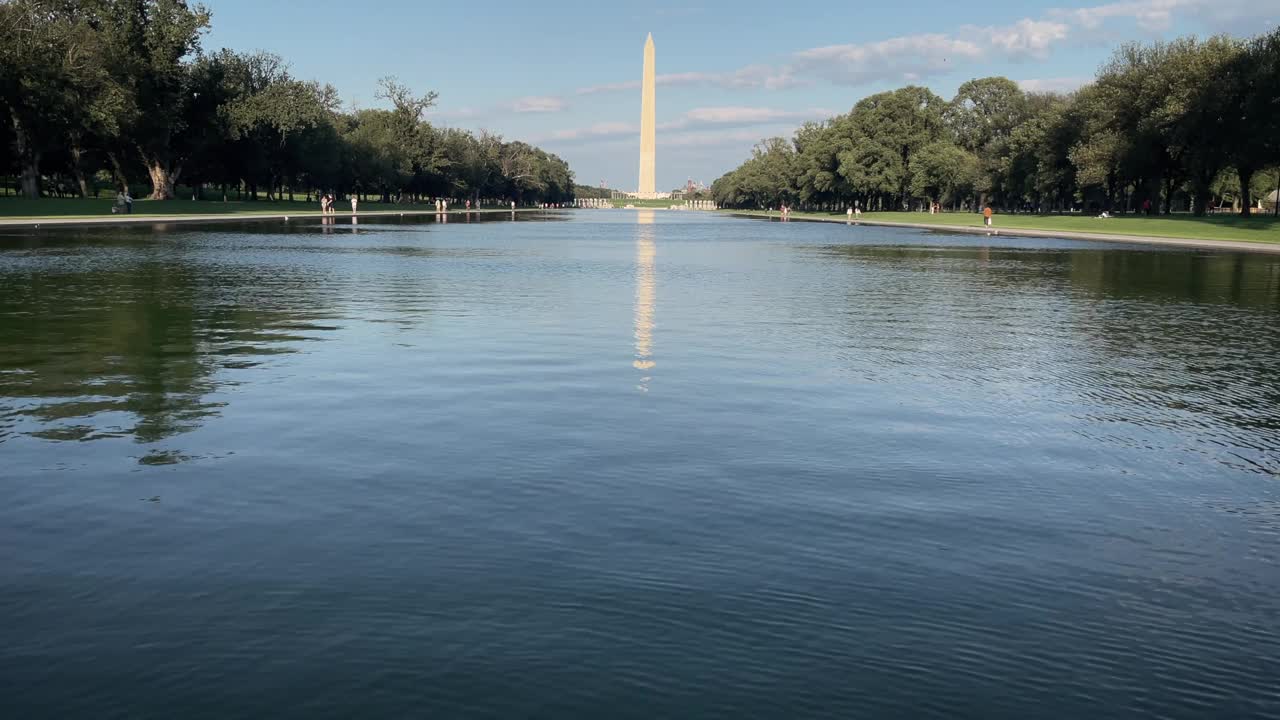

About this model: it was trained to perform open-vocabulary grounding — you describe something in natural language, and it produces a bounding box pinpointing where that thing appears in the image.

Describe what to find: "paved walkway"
[0,208,537,228]
[733,212,1280,255]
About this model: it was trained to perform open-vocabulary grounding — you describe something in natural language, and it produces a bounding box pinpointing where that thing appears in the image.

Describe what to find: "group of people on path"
[317,190,358,212]
[319,193,358,215]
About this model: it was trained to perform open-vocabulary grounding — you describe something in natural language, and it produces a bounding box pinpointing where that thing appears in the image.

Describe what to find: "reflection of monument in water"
[633,210,656,389]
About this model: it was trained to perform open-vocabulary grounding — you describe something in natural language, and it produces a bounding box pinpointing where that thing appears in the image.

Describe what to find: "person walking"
[983,204,993,227]
[847,206,853,222]
[350,194,358,214]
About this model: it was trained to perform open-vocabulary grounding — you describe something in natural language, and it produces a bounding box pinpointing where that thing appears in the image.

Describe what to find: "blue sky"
[203,0,1266,192]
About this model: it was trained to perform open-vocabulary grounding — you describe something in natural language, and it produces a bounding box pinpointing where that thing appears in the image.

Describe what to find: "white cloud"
[1017,76,1092,93]
[662,106,832,130]
[536,106,831,146]
[794,34,985,86]
[1049,0,1258,35]
[575,68,803,95]
[507,96,568,113]
[662,128,790,148]
[425,107,484,122]
[716,65,804,90]
[968,19,1072,59]
[542,121,637,142]
[1052,0,1185,32]
[576,80,640,95]
[572,0,1264,99]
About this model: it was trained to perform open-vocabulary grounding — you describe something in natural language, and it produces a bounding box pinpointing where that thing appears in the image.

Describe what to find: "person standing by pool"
[983,204,993,227]
[350,194,358,215]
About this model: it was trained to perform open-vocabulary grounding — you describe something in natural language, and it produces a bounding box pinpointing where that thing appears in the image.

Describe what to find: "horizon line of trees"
[0,0,576,205]
[712,27,1280,217]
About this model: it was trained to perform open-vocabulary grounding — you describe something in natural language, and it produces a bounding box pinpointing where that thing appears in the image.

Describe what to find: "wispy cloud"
[1048,0,1257,36]
[535,106,830,145]
[793,34,984,86]
[968,19,1072,59]
[543,121,638,142]
[576,79,640,95]
[571,0,1261,97]
[662,127,796,148]
[425,107,484,122]
[1017,76,1092,93]
[575,68,803,96]
[662,106,832,130]
[506,95,569,113]
[1051,0,1187,32]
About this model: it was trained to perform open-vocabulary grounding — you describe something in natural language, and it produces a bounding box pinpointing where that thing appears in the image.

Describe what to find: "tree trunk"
[1238,167,1255,218]
[69,142,89,198]
[12,117,40,199]
[146,159,177,200]
[106,152,130,193]
[1192,185,1210,217]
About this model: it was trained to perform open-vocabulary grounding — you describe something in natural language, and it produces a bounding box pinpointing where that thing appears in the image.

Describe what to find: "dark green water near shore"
[2,211,1278,718]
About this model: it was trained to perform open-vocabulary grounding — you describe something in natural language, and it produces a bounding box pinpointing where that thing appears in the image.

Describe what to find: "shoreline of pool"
[0,207,552,229]
[727,211,1280,254]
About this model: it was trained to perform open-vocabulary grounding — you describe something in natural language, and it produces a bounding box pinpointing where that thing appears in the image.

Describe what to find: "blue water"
[2,211,1278,718]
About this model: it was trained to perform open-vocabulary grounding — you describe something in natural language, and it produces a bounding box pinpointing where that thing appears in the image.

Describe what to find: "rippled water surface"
[3,212,1279,718]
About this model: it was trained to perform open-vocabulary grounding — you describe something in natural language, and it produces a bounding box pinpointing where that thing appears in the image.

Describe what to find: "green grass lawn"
[731,209,1280,244]
[0,197,516,219]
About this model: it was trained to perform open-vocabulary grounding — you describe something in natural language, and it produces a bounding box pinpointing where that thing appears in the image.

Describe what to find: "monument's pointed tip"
[646,32,654,43]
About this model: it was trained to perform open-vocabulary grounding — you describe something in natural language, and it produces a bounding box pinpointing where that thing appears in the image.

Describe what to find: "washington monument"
[638,33,657,198]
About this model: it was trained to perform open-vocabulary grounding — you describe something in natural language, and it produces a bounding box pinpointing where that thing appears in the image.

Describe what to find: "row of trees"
[0,0,575,204]
[713,28,1280,217]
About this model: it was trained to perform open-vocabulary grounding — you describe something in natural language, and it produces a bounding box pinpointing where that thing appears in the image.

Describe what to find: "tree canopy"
[714,27,1280,217]
[0,0,576,205]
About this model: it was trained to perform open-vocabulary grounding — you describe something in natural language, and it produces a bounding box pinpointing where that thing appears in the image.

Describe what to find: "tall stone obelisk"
[638,33,656,198]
